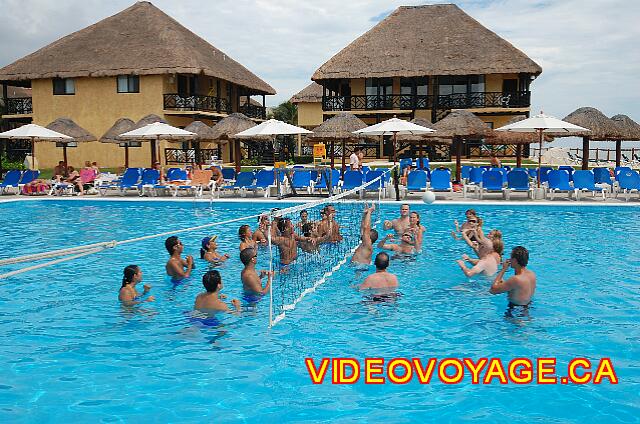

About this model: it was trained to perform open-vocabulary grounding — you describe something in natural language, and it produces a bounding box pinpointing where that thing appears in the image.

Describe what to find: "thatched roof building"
[610,114,640,141]
[428,110,491,139]
[100,118,136,143]
[46,118,97,142]
[312,4,541,81]
[0,2,275,95]
[560,107,621,140]
[290,82,323,104]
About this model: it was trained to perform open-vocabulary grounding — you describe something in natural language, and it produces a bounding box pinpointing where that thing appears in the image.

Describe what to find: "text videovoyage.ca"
[305,357,618,385]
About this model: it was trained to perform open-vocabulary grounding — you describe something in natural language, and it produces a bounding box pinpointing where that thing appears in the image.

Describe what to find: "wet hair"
[492,238,504,255]
[165,236,179,255]
[240,247,257,265]
[277,217,290,234]
[239,225,250,241]
[411,211,421,225]
[302,222,314,237]
[374,252,390,270]
[465,209,477,216]
[401,203,410,208]
[491,229,503,240]
[202,270,222,293]
[299,209,308,218]
[369,229,379,244]
[511,246,529,267]
[121,265,139,288]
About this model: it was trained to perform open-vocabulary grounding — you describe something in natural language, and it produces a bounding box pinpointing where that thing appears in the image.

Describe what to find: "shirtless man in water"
[383,203,411,235]
[316,204,342,242]
[194,270,240,313]
[270,218,312,266]
[377,232,416,255]
[165,236,194,280]
[240,248,274,295]
[456,236,503,277]
[490,246,536,309]
[359,252,399,289]
[351,204,379,265]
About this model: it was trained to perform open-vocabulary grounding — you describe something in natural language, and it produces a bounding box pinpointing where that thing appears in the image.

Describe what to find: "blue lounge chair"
[539,167,554,184]
[615,166,632,181]
[99,168,141,195]
[220,171,255,195]
[221,168,236,182]
[463,167,484,197]
[547,170,573,200]
[364,169,387,197]
[504,170,531,200]
[405,170,428,196]
[315,169,340,193]
[415,158,429,170]
[361,165,371,174]
[138,169,160,196]
[573,170,606,200]
[479,169,505,199]
[558,165,575,181]
[0,170,22,194]
[341,170,364,197]
[399,158,413,173]
[247,169,276,197]
[291,170,313,194]
[18,170,39,190]
[461,165,473,181]
[429,169,452,193]
[593,168,613,185]
[616,170,640,202]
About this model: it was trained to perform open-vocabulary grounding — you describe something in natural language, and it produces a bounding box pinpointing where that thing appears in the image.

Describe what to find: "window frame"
[52,78,75,95]
[117,75,140,94]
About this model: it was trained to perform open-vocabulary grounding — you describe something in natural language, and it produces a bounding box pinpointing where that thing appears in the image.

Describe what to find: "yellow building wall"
[485,73,519,92]
[479,114,526,130]
[413,109,433,121]
[296,102,323,128]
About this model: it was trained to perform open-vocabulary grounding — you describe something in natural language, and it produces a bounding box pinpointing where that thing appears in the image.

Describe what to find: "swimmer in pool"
[200,235,230,265]
[240,247,274,296]
[359,252,399,289]
[118,265,155,305]
[462,224,502,259]
[316,204,342,242]
[298,221,331,253]
[490,246,536,308]
[252,214,270,245]
[194,270,241,314]
[408,211,425,251]
[165,236,194,280]
[351,204,379,265]
[377,231,416,256]
[451,209,478,240]
[383,203,411,235]
[270,218,312,266]
[238,225,257,251]
[456,236,503,277]
[296,209,310,233]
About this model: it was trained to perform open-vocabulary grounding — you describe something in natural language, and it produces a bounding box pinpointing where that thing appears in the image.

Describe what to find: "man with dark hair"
[359,252,399,289]
[383,203,411,235]
[194,270,240,313]
[165,236,194,280]
[349,147,361,170]
[317,204,342,242]
[352,204,379,265]
[490,246,536,308]
[240,248,273,296]
[271,217,312,266]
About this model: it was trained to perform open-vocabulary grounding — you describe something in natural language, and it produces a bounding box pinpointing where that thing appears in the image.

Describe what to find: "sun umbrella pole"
[341,139,346,177]
[393,132,400,201]
[455,136,462,182]
[124,144,129,168]
[582,136,589,170]
[63,144,68,171]
[234,139,241,174]
[31,137,35,170]
[516,144,522,168]
[537,129,543,188]
[150,138,156,167]
[330,139,335,169]
[615,140,622,167]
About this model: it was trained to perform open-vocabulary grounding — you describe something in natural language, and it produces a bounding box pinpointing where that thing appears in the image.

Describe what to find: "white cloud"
[0,0,638,122]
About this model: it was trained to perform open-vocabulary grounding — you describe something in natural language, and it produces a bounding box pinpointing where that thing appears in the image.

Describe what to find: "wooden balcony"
[4,97,32,115]
[163,93,232,115]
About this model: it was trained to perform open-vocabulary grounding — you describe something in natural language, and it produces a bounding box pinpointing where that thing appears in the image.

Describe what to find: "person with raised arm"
[351,204,379,265]
[490,246,537,311]
[383,203,411,235]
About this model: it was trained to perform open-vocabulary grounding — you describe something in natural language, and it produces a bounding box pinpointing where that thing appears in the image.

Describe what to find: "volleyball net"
[266,170,387,327]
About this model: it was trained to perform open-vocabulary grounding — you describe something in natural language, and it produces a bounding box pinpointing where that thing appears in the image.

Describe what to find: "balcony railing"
[163,93,232,115]
[4,97,33,115]
[238,104,267,120]
[322,91,531,112]
[164,148,220,164]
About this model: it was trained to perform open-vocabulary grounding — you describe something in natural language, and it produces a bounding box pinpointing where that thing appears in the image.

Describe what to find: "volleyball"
[422,191,436,204]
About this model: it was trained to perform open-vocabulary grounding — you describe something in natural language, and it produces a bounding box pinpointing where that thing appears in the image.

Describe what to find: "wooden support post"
[616,140,622,167]
[581,136,589,170]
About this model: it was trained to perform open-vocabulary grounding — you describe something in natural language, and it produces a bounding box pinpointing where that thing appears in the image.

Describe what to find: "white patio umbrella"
[354,117,435,200]
[496,112,589,187]
[119,122,196,167]
[234,119,312,167]
[0,124,72,170]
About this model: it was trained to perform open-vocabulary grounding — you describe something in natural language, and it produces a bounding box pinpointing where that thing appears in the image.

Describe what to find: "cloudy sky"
[1,0,639,124]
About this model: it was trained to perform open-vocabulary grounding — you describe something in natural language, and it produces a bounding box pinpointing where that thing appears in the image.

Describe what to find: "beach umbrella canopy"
[355,117,434,201]
[234,119,312,137]
[100,118,137,168]
[486,116,553,167]
[120,122,196,167]
[46,118,97,169]
[134,114,168,128]
[496,111,589,186]
[0,123,72,170]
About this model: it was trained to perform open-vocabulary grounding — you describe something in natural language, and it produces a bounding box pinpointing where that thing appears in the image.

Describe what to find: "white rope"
[0,241,117,266]
[0,248,105,280]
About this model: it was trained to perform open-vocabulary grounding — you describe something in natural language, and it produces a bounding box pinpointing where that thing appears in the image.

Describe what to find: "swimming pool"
[0,199,638,422]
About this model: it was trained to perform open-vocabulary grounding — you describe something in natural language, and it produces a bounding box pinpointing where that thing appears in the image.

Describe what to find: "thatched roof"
[312,4,542,81]
[46,117,97,142]
[210,112,269,141]
[305,113,370,141]
[610,114,640,141]
[100,118,136,143]
[0,2,275,95]
[485,116,553,145]
[290,82,323,103]
[134,114,167,129]
[397,117,449,145]
[184,120,227,144]
[427,110,490,139]
[558,107,621,140]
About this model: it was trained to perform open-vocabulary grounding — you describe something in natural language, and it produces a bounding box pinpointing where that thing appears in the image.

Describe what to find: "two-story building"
[0,1,275,168]
[296,4,542,160]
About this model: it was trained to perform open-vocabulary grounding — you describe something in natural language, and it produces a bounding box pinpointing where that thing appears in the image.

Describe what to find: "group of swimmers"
[118,203,537,318]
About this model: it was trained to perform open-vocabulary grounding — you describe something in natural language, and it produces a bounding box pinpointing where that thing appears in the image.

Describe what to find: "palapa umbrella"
[46,117,97,169]
[183,121,227,166]
[556,107,620,170]
[496,111,589,187]
[131,114,168,165]
[235,119,312,170]
[119,122,196,167]
[0,124,72,170]
[100,118,136,168]
[486,116,553,168]
[354,117,434,201]
[306,112,371,173]
[610,114,640,167]
[425,110,489,182]
[210,113,269,173]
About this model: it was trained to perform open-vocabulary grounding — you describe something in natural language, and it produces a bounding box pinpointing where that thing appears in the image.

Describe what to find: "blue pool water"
[0,199,639,422]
